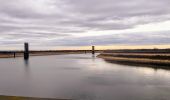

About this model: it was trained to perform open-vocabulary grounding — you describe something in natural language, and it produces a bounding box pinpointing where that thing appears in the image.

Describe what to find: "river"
[0,54,170,100]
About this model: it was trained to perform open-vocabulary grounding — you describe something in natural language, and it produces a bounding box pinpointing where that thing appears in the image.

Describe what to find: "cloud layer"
[0,0,170,49]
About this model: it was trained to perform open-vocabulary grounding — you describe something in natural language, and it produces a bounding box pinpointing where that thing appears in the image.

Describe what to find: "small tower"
[92,46,95,55]
[24,43,29,60]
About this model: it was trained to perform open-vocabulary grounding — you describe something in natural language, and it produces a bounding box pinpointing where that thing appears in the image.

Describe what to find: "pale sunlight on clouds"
[0,0,170,50]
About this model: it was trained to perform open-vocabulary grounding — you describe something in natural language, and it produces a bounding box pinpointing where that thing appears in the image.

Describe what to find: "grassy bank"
[0,52,66,58]
[99,53,170,60]
[98,49,170,67]
[0,50,102,58]
[0,95,70,100]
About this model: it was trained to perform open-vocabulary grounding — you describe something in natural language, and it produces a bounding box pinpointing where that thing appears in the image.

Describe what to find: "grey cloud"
[0,0,170,49]
[44,31,170,46]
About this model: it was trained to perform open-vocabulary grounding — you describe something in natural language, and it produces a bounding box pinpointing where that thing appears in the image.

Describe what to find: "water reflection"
[24,59,29,67]
[0,54,170,100]
[92,54,96,62]
[92,54,95,58]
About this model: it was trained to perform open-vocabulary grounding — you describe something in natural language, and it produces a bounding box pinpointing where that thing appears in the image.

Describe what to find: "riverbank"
[0,95,70,100]
[0,52,68,58]
[98,49,170,67]
[0,50,102,58]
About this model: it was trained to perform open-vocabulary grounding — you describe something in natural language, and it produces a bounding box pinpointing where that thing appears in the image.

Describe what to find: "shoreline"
[0,53,66,58]
[0,51,97,58]
[0,95,70,100]
[98,53,170,67]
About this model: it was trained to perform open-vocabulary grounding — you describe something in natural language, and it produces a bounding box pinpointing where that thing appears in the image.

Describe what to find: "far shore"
[0,52,83,58]
[0,95,70,100]
[0,50,102,58]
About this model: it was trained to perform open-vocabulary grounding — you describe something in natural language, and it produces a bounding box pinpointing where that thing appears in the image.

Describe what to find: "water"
[0,54,170,100]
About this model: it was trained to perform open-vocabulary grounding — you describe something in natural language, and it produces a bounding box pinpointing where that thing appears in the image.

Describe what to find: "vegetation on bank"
[0,95,70,100]
[98,49,170,67]
[0,50,102,58]
[99,53,170,60]
[104,48,170,53]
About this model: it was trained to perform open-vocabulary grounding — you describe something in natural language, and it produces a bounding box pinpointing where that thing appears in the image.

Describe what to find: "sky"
[0,0,170,50]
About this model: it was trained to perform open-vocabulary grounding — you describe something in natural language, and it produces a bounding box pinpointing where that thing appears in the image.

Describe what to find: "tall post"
[92,46,95,55]
[24,43,29,60]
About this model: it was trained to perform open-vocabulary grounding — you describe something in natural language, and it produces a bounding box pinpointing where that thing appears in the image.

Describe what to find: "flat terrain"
[0,95,70,100]
[0,50,98,58]
[98,49,170,67]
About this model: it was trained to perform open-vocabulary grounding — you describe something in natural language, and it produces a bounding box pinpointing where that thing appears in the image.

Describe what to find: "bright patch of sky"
[0,0,170,50]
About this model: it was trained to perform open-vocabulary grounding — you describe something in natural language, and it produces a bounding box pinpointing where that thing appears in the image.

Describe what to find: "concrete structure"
[24,43,29,60]
[92,46,95,55]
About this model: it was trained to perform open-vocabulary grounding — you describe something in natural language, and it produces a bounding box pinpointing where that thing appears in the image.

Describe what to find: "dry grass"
[0,54,16,58]
[100,53,170,60]
[0,95,70,100]
[98,53,170,66]
[0,52,87,58]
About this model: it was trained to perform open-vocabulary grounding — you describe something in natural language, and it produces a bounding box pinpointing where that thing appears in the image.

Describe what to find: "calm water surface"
[0,54,170,100]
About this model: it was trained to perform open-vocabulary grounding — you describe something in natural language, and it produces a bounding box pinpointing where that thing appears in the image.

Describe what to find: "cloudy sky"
[0,0,170,50]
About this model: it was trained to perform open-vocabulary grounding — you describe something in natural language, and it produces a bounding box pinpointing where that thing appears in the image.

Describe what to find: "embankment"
[0,95,70,100]
[98,49,170,67]
[0,50,103,58]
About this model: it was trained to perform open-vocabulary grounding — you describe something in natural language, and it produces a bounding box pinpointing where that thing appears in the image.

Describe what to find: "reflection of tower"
[92,54,95,61]
[24,43,29,60]
[24,59,29,67]
[23,59,31,82]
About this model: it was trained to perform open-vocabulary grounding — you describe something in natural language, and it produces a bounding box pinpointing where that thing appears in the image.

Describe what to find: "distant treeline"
[104,49,170,54]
